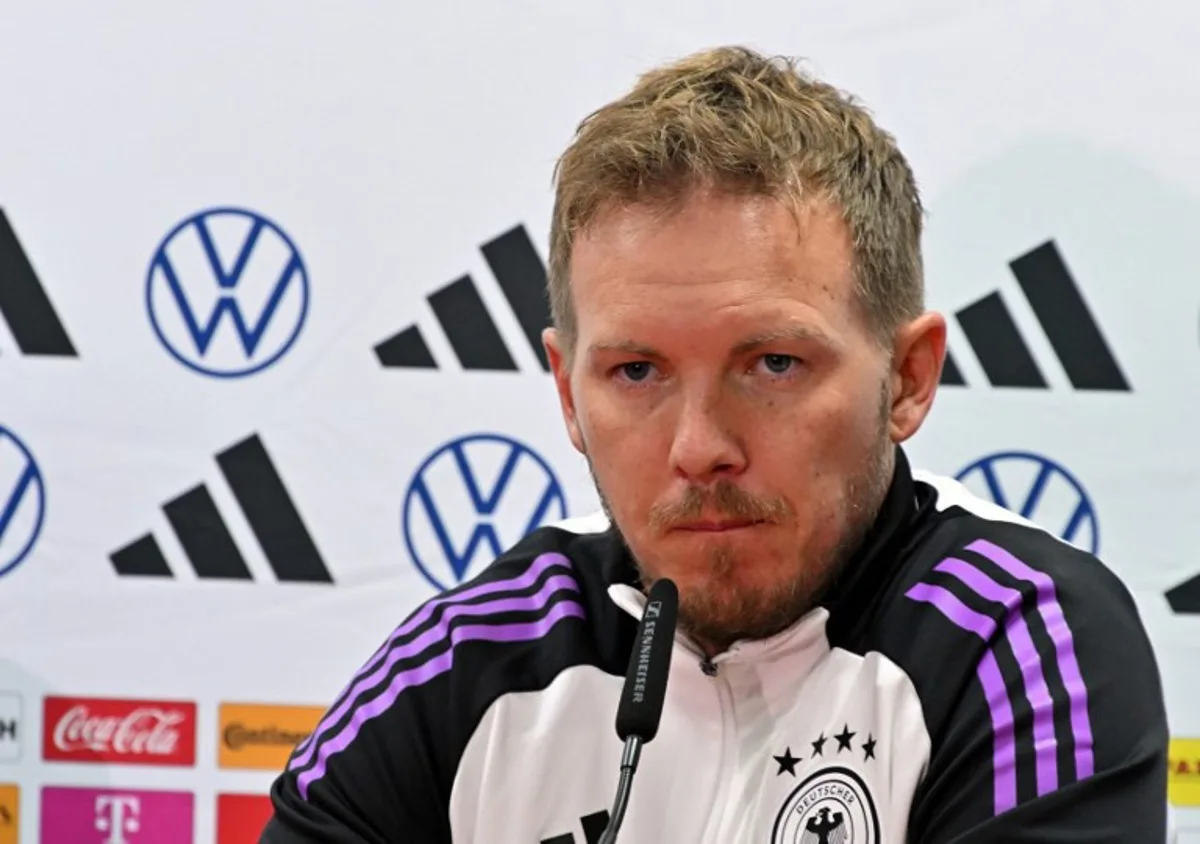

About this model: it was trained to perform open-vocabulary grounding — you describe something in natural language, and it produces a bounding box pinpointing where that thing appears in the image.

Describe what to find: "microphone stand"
[597,735,643,844]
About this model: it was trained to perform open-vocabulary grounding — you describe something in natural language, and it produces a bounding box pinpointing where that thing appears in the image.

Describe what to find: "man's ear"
[543,327,586,454]
[888,311,947,443]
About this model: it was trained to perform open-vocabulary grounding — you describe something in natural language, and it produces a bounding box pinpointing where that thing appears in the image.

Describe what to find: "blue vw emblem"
[403,433,568,592]
[145,207,310,378]
[0,427,46,579]
[955,451,1098,554]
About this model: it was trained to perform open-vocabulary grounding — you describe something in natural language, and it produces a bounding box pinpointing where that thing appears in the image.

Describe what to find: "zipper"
[698,660,738,843]
[698,643,743,678]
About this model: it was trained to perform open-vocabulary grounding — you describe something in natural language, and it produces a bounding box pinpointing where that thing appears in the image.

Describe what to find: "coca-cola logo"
[53,705,183,756]
[42,696,196,767]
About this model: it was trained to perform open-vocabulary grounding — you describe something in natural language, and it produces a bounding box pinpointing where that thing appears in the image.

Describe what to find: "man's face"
[545,187,939,654]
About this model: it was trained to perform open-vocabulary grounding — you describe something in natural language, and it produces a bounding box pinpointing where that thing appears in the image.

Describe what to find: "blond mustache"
[648,481,792,531]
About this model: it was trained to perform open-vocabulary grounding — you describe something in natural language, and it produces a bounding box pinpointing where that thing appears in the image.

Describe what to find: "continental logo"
[0,783,17,844]
[1169,738,1200,807]
[218,703,324,771]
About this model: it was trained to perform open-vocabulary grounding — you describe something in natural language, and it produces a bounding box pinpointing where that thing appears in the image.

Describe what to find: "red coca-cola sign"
[42,696,197,766]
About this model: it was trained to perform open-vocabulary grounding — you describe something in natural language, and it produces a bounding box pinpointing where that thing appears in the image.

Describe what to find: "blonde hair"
[548,45,925,355]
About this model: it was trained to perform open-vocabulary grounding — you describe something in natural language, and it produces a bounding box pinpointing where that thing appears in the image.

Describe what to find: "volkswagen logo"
[0,426,46,579]
[402,433,568,592]
[955,450,1098,554]
[145,206,310,378]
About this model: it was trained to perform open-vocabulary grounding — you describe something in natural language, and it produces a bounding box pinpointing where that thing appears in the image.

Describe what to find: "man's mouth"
[672,518,762,533]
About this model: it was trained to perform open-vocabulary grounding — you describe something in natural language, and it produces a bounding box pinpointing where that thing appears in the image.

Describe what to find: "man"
[262,46,1171,842]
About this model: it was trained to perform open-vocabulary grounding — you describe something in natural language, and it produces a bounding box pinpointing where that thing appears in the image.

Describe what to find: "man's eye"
[618,362,653,382]
[761,354,797,374]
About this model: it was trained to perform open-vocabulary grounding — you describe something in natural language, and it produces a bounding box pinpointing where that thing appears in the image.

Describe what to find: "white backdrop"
[0,1,1197,841]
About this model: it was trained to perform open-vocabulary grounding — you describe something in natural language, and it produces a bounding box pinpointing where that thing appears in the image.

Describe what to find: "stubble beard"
[587,399,895,656]
[669,437,893,654]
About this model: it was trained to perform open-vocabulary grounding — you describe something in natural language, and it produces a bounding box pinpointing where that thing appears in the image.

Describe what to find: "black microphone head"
[615,578,679,743]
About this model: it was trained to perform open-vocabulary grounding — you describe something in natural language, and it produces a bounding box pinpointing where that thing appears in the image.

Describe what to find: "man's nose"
[667,392,748,484]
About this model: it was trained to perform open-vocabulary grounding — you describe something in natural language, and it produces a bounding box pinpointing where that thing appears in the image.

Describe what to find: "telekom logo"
[40,785,194,843]
[95,795,140,844]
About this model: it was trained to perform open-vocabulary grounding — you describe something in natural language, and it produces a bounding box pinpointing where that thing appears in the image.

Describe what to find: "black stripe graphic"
[956,292,1047,388]
[110,535,173,577]
[580,811,611,844]
[428,276,517,371]
[481,225,551,371]
[539,811,611,844]
[374,325,436,368]
[0,209,77,357]
[1009,241,1130,392]
[1166,574,1200,615]
[163,484,252,580]
[215,434,332,583]
[940,349,965,385]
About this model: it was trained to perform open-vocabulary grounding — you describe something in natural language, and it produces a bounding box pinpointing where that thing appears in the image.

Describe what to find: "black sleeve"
[258,626,453,843]
[256,538,613,844]
[903,535,1171,843]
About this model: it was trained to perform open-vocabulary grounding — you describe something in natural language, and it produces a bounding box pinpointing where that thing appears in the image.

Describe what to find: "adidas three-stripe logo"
[1166,573,1200,615]
[941,240,1129,391]
[905,538,1094,816]
[375,224,550,372]
[109,433,333,583]
[0,208,77,357]
[541,811,613,844]
[287,552,584,799]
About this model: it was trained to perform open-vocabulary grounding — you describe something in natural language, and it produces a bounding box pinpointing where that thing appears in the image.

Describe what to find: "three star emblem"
[773,724,877,776]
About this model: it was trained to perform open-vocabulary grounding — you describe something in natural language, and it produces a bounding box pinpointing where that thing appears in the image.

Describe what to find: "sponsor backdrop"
[0,1,1197,841]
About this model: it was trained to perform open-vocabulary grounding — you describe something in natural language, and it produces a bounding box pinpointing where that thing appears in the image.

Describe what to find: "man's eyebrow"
[586,340,662,358]
[731,326,831,353]
[586,327,831,359]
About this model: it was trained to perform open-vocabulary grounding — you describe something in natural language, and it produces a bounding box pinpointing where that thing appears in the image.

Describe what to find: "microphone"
[598,578,679,844]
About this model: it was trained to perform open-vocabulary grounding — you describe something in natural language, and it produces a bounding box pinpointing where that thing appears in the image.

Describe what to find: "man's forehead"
[566,191,859,349]
[570,196,851,289]
[575,187,841,245]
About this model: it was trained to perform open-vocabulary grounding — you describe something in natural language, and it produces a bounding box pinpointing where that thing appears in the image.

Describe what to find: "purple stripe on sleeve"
[296,599,586,799]
[904,582,998,639]
[904,581,1017,815]
[976,651,1019,814]
[935,557,1059,797]
[290,572,579,774]
[966,538,1095,781]
[291,552,572,770]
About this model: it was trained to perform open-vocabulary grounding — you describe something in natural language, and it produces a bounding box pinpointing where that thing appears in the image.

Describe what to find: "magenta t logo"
[40,787,192,844]
[95,795,140,843]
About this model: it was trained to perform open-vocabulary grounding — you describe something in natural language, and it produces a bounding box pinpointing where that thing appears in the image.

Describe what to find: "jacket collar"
[816,445,931,646]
